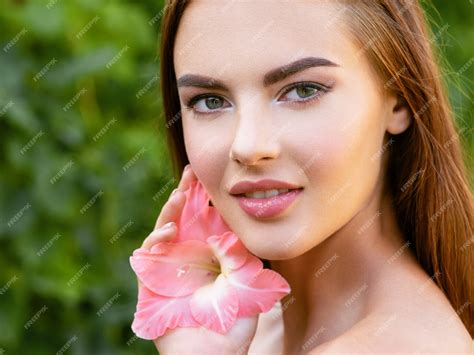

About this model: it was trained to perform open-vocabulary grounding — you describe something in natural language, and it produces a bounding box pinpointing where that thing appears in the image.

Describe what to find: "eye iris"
[296,85,316,98]
[205,97,223,109]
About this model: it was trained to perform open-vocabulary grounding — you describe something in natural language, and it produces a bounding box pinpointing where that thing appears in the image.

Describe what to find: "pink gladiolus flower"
[129,179,291,340]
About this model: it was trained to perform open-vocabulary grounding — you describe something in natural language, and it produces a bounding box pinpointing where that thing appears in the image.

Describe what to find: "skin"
[141,0,472,353]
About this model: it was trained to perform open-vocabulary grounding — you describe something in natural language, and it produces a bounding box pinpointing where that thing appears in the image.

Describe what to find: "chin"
[248,243,303,261]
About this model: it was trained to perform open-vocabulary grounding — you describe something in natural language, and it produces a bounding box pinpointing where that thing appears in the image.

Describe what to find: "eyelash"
[183,81,331,116]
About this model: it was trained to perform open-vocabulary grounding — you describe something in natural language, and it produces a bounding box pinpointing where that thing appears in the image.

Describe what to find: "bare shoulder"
[311,259,473,353]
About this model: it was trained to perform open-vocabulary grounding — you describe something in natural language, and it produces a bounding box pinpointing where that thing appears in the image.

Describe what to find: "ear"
[386,95,412,135]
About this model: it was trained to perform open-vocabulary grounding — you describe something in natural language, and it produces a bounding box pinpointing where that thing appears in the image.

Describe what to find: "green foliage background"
[0,1,472,354]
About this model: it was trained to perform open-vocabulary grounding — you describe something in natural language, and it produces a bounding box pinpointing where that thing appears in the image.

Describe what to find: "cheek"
[183,121,229,197]
[292,98,386,243]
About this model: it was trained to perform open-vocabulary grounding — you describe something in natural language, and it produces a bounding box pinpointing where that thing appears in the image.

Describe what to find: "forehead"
[173,0,356,79]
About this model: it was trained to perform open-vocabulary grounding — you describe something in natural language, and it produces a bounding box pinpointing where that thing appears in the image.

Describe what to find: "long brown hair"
[158,0,473,336]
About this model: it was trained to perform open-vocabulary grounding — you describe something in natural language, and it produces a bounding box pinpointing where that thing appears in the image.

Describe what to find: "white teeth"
[246,190,266,198]
[264,189,280,198]
[244,188,291,199]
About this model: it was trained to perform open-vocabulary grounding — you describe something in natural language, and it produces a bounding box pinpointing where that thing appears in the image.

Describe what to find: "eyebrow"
[176,56,339,91]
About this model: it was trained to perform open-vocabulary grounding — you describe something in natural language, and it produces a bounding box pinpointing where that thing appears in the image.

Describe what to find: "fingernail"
[184,164,191,171]
[162,221,175,230]
[171,188,180,197]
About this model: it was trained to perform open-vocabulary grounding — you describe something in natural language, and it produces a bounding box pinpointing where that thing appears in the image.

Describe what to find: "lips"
[232,189,303,218]
[229,179,302,195]
[229,179,304,219]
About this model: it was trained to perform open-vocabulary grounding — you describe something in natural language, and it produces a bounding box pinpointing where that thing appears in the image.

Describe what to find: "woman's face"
[174,1,407,260]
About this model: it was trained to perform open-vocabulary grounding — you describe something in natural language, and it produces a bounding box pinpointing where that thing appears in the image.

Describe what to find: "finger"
[154,165,197,230]
[154,190,186,229]
[143,221,177,249]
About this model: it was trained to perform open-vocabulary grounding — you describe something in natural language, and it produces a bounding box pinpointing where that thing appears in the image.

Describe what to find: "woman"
[139,0,473,352]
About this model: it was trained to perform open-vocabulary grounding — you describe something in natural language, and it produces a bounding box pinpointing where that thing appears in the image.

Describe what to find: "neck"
[270,179,411,352]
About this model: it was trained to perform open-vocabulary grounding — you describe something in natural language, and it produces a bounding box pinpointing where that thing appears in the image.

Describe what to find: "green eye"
[295,85,317,99]
[186,95,230,114]
[205,97,224,110]
[278,82,329,106]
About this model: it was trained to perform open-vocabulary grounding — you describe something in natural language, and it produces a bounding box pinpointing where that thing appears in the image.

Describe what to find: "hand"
[138,165,258,354]
[140,164,196,250]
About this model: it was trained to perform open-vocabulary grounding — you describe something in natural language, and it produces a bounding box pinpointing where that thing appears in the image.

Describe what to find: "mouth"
[231,188,304,219]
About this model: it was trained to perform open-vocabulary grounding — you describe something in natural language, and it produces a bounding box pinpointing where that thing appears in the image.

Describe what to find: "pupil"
[206,97,222,109]
[297,86,315,98]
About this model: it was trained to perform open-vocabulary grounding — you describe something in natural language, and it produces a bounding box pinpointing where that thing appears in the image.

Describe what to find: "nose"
[229,99,281,166]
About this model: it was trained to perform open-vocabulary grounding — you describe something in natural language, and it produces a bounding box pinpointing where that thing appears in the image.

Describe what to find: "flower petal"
[227,254,291,317]
[206,231,248,271]
[189,273,239,333]
[130,240,218,297]
[132,286,199,340]
[175,180,231,243]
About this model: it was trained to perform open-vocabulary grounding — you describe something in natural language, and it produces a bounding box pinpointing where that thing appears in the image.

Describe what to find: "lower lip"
[233,189,303,219]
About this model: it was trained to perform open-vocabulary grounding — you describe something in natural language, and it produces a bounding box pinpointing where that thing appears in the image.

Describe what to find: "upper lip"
[229,179,303,195]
